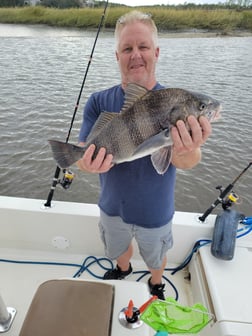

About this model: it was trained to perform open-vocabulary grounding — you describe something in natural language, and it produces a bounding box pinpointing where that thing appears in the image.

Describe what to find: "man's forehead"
[119,37,151,46]
[118,27,154,47]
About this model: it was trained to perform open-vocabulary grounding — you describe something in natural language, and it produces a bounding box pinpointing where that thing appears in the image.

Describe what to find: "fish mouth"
[211,105,222,122]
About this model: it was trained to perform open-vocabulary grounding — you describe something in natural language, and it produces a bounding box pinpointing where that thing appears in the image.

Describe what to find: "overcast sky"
[108,0,225,5]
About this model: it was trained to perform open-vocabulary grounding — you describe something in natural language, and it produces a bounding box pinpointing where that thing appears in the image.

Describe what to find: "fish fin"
[132,129,173,174]
[86,111,118,142]
[130,129,173,171]
[151,146,172,175]
[132,129,172,157]
[121,83,148,113]
[48,140,84,168]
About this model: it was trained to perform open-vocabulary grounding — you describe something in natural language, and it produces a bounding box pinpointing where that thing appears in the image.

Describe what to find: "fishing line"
[44,0,110,208]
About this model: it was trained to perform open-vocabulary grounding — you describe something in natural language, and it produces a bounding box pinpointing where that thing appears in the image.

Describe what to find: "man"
[77,11,211,300]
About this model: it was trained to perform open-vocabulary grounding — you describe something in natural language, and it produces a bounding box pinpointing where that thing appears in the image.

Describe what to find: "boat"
[0,194,251,335]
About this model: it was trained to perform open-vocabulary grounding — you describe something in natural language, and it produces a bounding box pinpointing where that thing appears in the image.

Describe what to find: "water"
[0,23,251,216]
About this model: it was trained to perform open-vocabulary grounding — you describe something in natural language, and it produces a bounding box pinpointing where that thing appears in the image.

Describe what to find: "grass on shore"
[0,6,251,32]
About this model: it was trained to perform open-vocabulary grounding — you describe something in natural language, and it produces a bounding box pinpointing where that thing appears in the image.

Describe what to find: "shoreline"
[0,22,251,38]
[158,29,252,38]
[103,26,252,38]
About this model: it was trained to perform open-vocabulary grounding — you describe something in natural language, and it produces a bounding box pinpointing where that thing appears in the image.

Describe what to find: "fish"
[49,83,221,174]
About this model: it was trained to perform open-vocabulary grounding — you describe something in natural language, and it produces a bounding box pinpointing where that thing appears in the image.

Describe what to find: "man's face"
[116,22,159,90]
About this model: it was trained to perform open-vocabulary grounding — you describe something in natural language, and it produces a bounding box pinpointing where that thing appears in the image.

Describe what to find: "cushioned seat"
[19,279,114,336]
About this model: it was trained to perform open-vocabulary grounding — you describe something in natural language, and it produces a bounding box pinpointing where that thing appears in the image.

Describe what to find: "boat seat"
[19,279,114,336]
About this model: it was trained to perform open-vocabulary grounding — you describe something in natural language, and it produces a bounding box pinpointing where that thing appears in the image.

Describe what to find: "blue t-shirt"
[79,83,176,228]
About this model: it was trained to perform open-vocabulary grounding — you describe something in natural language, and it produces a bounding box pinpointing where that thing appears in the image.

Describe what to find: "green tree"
[226,0,252,7]
[0,0,24,6]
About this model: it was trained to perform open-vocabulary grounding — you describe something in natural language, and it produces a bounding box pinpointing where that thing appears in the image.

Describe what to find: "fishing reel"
[199,162,251,222]
[59,169,75,190]
[216,185,239,210]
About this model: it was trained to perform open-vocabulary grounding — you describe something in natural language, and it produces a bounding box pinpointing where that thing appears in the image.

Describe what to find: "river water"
[0,23,251,216]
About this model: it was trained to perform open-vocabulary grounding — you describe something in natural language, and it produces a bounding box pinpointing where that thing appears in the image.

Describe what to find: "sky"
[108,0,224,5]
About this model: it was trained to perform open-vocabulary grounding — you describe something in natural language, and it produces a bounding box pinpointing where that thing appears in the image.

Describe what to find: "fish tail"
[48,140,84,168]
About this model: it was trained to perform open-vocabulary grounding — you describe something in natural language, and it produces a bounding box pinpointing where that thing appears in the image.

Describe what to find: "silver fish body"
[49,83,221,174]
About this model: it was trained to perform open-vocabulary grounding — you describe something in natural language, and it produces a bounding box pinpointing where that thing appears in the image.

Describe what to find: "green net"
[140,297,213,334]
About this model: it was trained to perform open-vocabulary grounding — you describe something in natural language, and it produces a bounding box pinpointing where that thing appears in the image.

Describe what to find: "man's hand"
[171,115,212,155]
[77,144,114,173]
[171,115,212,169]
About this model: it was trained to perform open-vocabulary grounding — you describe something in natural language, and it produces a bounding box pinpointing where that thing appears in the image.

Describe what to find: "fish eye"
[199,103,206,111]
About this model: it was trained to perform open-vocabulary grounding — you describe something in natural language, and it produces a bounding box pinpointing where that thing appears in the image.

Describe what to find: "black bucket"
[211,209,242,260]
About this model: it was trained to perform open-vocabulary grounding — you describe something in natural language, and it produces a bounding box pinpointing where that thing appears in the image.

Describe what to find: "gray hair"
[115,11,158,49]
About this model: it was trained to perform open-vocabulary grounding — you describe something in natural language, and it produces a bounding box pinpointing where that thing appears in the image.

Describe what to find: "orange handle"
[125,299,134,318]
[139,296,158,313]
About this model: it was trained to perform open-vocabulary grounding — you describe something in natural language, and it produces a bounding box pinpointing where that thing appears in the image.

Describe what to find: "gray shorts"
[99,210,173,269]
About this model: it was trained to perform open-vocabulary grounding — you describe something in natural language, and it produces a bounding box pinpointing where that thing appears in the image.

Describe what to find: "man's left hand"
[171,115,212,169]
[171,115,212,156]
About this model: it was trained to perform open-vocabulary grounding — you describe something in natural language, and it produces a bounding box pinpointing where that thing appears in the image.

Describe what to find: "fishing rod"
[44,0,109,208]
[198,161,252,222]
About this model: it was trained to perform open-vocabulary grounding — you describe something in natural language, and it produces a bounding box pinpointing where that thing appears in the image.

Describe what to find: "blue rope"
[0,258,81,268]
[0,256,113,279]
[0,255,179,300]
[73,256,113,278]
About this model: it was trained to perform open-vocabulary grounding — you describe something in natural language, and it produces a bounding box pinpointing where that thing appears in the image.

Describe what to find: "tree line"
[0,0,251,8]
[0,0,90,7]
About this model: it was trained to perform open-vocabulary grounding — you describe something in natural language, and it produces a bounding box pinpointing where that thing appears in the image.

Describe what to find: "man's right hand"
[77,144,114,173]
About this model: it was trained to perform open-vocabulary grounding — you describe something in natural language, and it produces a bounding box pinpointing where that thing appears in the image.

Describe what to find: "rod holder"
[118,306,143,329]
[0,295,16,333]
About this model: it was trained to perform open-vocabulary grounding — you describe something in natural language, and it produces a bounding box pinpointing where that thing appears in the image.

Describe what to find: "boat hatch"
[190,245,252,335]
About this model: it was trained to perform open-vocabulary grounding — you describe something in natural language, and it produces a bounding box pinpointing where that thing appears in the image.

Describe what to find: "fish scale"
[123,108,145,149]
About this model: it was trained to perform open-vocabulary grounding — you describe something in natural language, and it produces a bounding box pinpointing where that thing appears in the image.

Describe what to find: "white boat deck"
[0,248,192,336]
[1,196,252,335]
